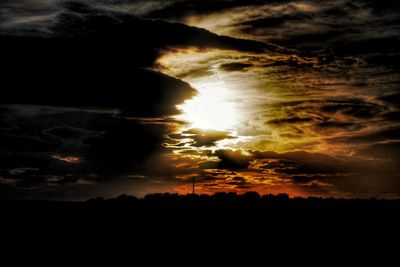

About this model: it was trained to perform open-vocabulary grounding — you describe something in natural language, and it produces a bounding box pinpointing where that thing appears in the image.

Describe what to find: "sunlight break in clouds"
[156,38,400,197]
[176,80,238,132]
[1,0,399,199]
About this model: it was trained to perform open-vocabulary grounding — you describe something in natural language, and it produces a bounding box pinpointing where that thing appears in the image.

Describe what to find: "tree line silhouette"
[84,192,400,210]
[3,192,399,211]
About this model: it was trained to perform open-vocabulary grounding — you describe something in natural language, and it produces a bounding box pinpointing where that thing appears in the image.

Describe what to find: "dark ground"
[2,192,399,261]
[3,192,399,226]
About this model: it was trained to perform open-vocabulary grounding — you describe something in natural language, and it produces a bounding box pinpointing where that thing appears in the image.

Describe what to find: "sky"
[1,0,400,200]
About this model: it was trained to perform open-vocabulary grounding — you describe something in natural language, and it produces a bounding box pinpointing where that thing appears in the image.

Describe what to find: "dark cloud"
[43,126,96,141]
[240,14,308,29]
[4,0,395,70]
[253,150,347,174]
[225,176,251,189]
[214,150,253,170]
[383,111,400,122]
[378,93,400,106]
[268,98,385,137]
[144,0,269,20]
[357,141,400,160]
[149,0,400,68]
[330,126,400,144]
[0,133,58,153]
[2,62,197,117]
[262,58,315,68]
[314,121,364,132]
[212,149,348,180]
[183,128,234,147]
[220,62,253,72]
[320,98,385,119]
[267,117,313,125]
[0,105,171,199]
[1,1,272,52]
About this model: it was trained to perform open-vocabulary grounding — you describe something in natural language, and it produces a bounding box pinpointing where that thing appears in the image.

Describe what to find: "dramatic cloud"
[182,129,234,147]
[1,0,399,199]
[155,0,400,68]
[0,105,173,199]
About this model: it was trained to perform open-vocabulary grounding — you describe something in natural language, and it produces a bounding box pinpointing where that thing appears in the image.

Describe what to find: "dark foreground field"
[2,192,400,257]
[3,192,400,223]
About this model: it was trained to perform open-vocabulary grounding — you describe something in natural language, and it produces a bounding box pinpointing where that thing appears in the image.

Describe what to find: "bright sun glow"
[176,81,238,131]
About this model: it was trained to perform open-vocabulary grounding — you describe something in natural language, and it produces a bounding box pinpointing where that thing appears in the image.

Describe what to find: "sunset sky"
[1,0,400,200]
